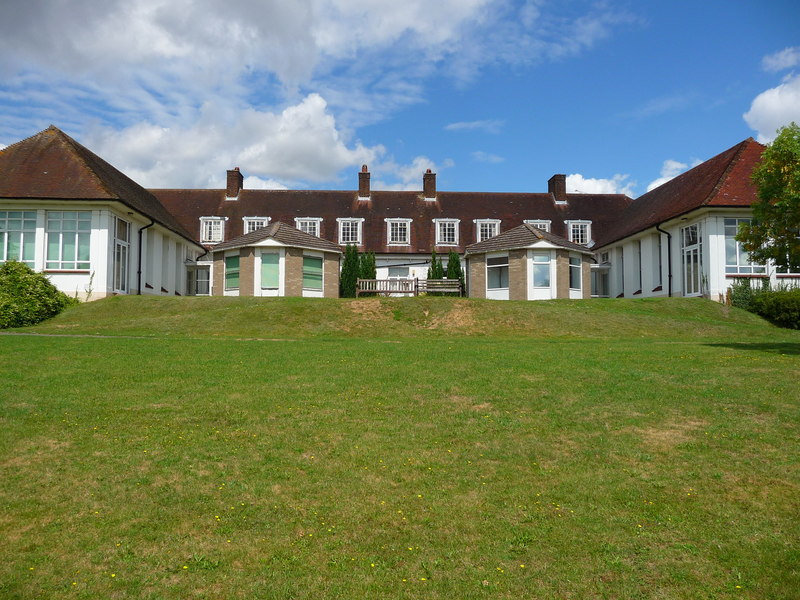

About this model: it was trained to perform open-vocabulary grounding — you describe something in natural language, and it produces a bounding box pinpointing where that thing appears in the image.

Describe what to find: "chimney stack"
[548,174,567,203]
[358,164,370,199]
[227,167,244,199]
[423,169,436,200]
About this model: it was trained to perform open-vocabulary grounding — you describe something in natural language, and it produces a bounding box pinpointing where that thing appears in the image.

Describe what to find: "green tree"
[427,251,444,280]
[0,261,78,328]
[445,250,465,296]
[359,251,376,280]
[339,244,360,298]
[738,122,800,271]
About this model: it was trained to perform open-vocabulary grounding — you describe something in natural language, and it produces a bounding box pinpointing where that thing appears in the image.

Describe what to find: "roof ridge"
[700,138,752,207]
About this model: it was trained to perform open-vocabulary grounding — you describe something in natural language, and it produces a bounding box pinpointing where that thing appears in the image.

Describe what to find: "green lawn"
[1,297,798,599]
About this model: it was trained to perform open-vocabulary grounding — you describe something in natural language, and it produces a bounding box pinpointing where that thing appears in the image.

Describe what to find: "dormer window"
[295,217,323,237]
[200,217,226,243]
[434,218,460,246]
[474,219,500,242]
[243,216,270,234]
[386,218,412,245]
[524,219,551,232]
[566,220,592,246]
[337,218,364,245]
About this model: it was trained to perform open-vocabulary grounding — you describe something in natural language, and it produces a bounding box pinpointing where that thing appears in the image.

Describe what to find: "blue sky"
[1,0,798,197]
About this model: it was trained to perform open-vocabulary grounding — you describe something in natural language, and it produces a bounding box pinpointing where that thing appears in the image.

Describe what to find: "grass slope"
[17,294,788,340]
[1,298,798,599]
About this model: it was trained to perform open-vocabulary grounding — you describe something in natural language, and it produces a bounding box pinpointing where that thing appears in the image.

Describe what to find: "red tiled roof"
[465,223,591,255]
[213,221,342,253]
[595,138,764,248]
[152,187,632,253]
[0,126,198,244]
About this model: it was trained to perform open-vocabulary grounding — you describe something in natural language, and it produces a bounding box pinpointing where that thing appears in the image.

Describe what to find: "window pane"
[486,256,508,267]
[225,256,240,289]
[533,263,550,287]
[261,253,279,288]
[487,265,508,289]
[303,256,323,289]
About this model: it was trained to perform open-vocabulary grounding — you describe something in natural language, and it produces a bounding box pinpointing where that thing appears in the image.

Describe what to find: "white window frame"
[486,254,509,290]
[243,216,270,234]
[386,218,412,246]
[337,218,364,245]
[681,223,703,297]
[565,220,592,246]
[524,219,551,233]
[295,217,323,237]
[45,210,92,271]
[113,216,130,293]
[0,210,37,267]
[474,219,501,243]
[200,217,226,244]
[724,218,766,275]
[434,218,460,246]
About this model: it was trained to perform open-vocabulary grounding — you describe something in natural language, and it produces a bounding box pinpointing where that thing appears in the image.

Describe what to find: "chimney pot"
[358,164,371,199]
[227,167,244,198]
[423,169,436,199]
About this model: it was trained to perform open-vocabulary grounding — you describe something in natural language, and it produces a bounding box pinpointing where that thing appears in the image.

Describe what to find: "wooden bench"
[356,278,462,297]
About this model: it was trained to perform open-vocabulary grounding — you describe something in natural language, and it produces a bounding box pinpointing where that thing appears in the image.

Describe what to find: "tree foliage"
[445,250,465,296]
[339,245,360,298]
[358,251,376,281]
[427,251,444,280]
[738,122,800,270]
[0,261,79,328]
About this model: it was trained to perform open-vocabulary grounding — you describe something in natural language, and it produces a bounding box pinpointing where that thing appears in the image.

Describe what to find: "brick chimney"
[423,169,436,200]
[226,167,244,199]
[548,174,567,203]
[358,164,370,199]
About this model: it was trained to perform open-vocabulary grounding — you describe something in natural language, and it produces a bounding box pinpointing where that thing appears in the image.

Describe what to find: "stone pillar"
[212,251,225,296]
[239,247,255,296]
[468,255,486,299]
[509,249,528,300]
[581,256,591,298]
[555,250,570,298]
[324,253,340,298]
[284,247,303,297]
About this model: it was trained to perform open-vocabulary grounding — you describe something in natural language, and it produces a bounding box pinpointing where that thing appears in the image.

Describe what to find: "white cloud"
[566,173,635,196]
[644,158,703,192]
[445,120,504,134]
[625,94,694,120]
[470,151,504,163]
[762,47,800,72]
[85,94,383,188]
[371,156,454,191]
[743,73,800,143]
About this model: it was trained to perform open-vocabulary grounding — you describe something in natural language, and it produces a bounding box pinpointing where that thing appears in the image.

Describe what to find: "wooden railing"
[356,278,462,297]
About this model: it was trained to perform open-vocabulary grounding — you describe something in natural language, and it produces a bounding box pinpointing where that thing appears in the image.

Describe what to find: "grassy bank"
[1,297,798,598]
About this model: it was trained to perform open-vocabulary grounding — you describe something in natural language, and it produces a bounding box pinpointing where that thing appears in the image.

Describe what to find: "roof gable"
[596,138,764,247]
[213,221,342,253]
[465,223,591,255]
[0,126,197,244]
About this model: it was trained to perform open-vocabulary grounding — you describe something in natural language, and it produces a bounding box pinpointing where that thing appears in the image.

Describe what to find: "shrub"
[0,261,79,328]
[728,278,770,312]
[750,288,800,329]
[445,250,465,296]
[339,245,359,298]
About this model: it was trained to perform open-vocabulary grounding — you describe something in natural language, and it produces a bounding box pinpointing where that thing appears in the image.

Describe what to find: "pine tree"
[427,251,444,280]
[445,250,465,296]
[357,251,377,295]
[340,244,359,297]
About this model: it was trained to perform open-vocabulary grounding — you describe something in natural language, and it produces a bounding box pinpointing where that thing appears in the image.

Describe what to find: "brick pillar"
[581,256,591,298]
[324,253,340,297]
[509,249,527,300]
[468,255,486,299]
[239,247,255,296]
[555,250,570,298]
[284,247,303,297]
[212,251,225,296]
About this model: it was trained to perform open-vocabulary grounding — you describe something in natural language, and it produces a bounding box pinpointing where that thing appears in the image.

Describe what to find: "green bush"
[750,288,800,329]
[728,278,770,312]
[0,261,79,328]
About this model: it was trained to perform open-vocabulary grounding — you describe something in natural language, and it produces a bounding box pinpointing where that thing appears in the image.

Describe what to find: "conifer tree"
[427,251,444,280]
[339,244,359,297]
[446,250,465,296]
